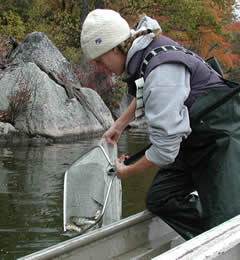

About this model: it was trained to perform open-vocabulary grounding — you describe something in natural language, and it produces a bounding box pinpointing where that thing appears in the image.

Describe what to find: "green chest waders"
[184,81,240,224]
[145,52,240,240]
[146,83,240,240]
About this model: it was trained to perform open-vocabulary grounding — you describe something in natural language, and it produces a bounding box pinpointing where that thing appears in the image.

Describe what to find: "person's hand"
[115,155,159,179]
[103,126,121,145]
[115,156,130,179]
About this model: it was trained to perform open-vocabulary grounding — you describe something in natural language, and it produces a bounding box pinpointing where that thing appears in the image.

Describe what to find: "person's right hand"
[102,126,122,145]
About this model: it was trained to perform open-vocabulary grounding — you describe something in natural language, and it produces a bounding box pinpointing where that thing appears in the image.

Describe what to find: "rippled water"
[0,130,154,259]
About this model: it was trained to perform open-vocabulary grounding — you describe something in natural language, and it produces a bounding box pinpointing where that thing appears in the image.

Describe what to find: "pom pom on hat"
[80,9,131,60]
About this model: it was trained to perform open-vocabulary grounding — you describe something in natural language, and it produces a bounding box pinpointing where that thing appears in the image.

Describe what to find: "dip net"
[63,139,122,231]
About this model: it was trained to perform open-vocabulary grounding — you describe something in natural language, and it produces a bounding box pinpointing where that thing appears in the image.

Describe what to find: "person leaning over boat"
[80,9,240,240]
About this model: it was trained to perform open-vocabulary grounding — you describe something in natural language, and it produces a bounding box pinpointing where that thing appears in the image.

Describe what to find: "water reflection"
[0,131,153,259]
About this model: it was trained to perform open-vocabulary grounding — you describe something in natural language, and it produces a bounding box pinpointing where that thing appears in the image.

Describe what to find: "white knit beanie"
[80,9,131,60]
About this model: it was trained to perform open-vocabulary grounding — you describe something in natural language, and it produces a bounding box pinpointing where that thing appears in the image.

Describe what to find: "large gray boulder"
[0,32,113,138]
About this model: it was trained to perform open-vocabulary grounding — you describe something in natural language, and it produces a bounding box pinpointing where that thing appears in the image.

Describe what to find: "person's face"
[93,48,126,76]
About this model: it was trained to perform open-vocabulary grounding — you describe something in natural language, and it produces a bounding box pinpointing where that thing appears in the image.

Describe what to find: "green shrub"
[0,11,26,40]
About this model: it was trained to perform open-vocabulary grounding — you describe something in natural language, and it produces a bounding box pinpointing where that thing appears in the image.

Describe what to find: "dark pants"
[146,87,240,240]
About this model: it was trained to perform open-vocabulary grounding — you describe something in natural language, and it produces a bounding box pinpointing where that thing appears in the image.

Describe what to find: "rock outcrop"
[0,32,114,139]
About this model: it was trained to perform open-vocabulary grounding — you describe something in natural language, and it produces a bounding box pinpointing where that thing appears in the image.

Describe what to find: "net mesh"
[64,140,122,228]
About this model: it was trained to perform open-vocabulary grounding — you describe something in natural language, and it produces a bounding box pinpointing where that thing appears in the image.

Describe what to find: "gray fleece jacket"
[125,16,192,166]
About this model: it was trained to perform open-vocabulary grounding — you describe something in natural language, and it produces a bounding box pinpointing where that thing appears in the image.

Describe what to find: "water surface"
[0,130,154,259]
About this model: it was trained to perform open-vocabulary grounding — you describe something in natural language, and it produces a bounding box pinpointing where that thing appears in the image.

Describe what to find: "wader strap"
[192,85,240,123]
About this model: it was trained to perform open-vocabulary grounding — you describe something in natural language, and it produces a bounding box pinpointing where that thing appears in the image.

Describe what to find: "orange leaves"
[104,0,239,79]
[230,22,240,33]
[199,29,235,69]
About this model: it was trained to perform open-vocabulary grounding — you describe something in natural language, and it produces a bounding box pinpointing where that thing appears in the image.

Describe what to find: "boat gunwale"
[18,210,153,260]
[153,214,240,260]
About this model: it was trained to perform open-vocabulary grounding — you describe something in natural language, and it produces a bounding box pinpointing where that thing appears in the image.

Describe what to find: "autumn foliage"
[107,0,240,80]
[0,0,239,106]
[73,62,125,111]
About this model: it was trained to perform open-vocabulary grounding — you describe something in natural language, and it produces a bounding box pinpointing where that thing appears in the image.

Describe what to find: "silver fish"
[70,216,95,226]
[94,209,102,220]
[65,223,82,232]
[66,221,99,233]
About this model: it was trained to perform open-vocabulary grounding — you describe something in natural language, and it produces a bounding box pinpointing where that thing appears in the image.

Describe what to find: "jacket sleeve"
[143,63,192,166]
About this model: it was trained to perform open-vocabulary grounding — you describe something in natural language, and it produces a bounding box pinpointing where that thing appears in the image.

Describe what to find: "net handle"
[124,144,152,165]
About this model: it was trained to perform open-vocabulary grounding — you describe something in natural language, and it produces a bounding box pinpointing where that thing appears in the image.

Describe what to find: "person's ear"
[112,47,120,54]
